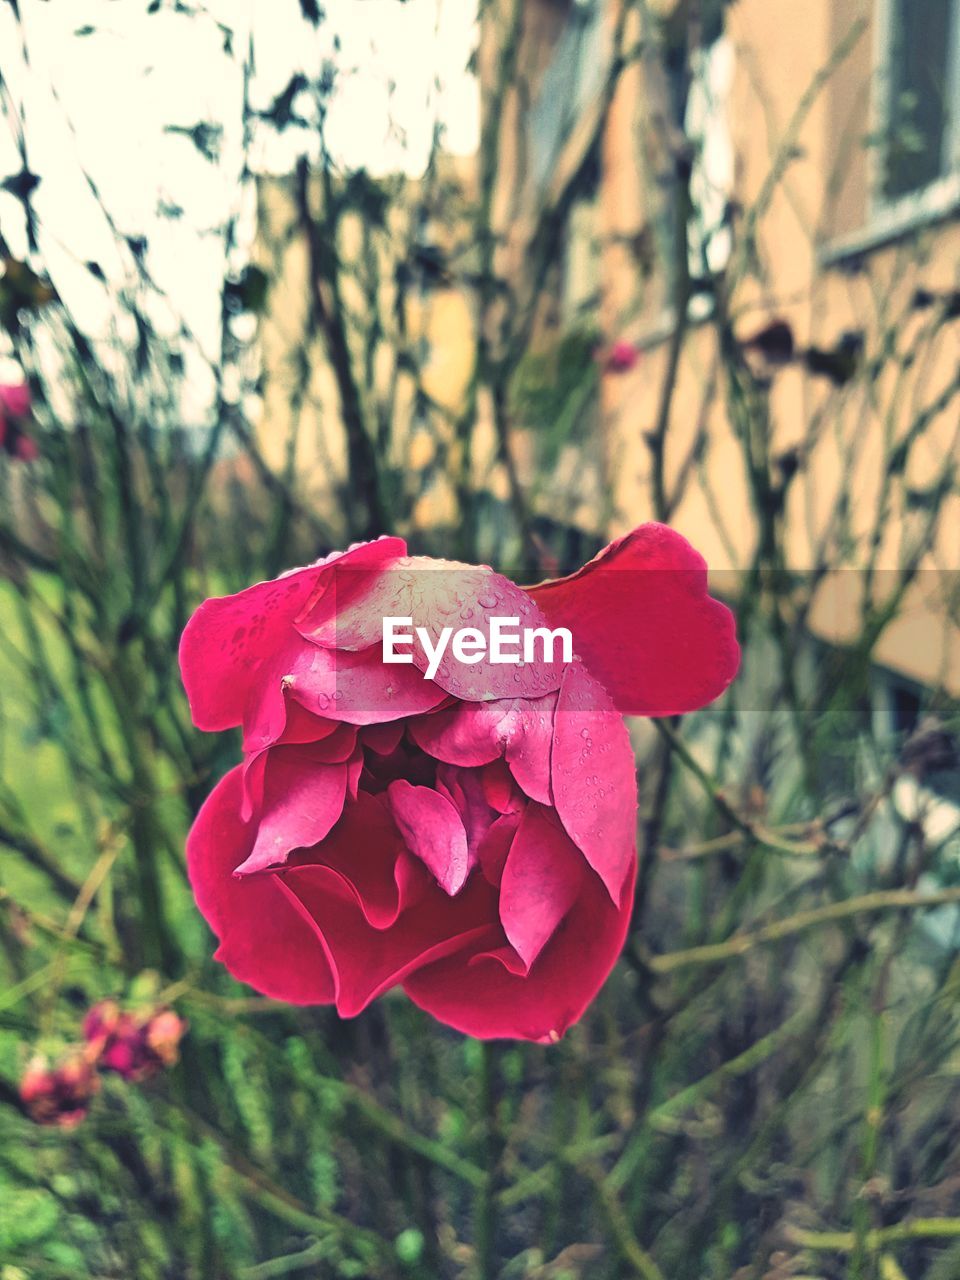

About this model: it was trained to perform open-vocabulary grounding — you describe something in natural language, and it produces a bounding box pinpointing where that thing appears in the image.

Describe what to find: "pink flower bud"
[604,339,640,374]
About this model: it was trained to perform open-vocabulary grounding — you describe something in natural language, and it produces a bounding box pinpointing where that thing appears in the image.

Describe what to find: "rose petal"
[235,746,349,876]
[404,856,636,1042]
[293,538,410,648]
[298,559,563,702]
[526,523,739,716]
[362,721,406,755]
[186,767,335,1004]
[409,694,554,803]
[292,793,425,928]
[387,779,472,895]
[435,764,498,859]
[179,537,407,734]
[552,661,637,902]
[498,805,583,969]
[504,695,554,804]
[243,720,355,816]
[479,760,523,814]
[477,812,521,886]
[278,862,497,1018]
[408,701,508,766]
[285,644,447,727]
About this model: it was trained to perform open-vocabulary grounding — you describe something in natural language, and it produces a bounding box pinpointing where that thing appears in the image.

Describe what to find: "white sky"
[0,0,479,366]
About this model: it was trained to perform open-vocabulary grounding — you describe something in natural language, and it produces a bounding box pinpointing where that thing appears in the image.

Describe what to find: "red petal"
[235,746,349,876]
[186,768,335,1004]
[242,721,356,818]
[552,662,637,902]
[504,695,554,803]
[408,701,507,766]
[477,812,520,885]
[404,856,636,1041]
[179,538,407,734]
[526,523,739,716]
[480,760,522,814]
[362,721,406,755]
[387,780,471,895]
[292,792,426,928]
[498,805,582,969]
[278,860,497,1018]
[409,694,554,804]
[298,559,562,702]
[285,644,447,726]
[180,566,322,733]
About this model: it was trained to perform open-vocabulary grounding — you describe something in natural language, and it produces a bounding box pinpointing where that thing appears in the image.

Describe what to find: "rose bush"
[181,525,738,1041]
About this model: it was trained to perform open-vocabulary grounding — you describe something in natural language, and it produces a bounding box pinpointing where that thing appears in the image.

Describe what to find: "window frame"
[868,0,960,230]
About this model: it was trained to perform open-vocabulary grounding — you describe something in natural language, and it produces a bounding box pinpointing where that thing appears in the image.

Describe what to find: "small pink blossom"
[0,379,37,462]
[0,381,31,418]
[603,339,640,374]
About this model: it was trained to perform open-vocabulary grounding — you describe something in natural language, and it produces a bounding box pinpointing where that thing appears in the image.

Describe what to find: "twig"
[644,887,960,973]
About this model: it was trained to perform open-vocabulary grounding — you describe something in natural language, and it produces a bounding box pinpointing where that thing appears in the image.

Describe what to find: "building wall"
[255,159,480,542]
[591,0,960,690]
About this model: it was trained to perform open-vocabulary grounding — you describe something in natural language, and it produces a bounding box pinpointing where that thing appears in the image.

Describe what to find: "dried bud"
[144,1010,188,1068]
[83,999,187,1081]
[19,1053,99,1128]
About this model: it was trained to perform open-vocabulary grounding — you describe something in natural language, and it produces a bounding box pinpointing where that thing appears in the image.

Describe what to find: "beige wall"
[255,163,480,541]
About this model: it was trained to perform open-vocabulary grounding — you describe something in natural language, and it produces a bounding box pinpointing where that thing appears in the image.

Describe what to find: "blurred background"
[1,0,960,1276]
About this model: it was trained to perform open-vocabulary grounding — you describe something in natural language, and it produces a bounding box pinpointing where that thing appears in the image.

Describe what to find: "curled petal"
[404,856,636,1042]
[293,792,425,928]
[498,805,582,969]
[298,559,562,702]
[410,694,554,804]
[526,523,739,716]
[278,860,498,1018]
[186,768,335,1005]
[479,760,523,814]
[387,779,471,895]
[503,695,554,804]
[285,644,447,727]
[179,537,406,734]
[552,661,637,902]
[235,746,349,876]
[477,811,521,886]
[408,701,507,766]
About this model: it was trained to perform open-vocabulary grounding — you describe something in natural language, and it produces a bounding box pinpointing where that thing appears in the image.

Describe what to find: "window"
[528,0,611,195]
[684,34,735,309]
[873,0,960,216]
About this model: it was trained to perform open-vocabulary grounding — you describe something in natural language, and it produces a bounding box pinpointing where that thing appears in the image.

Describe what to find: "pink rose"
[181,525,738,1041]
